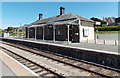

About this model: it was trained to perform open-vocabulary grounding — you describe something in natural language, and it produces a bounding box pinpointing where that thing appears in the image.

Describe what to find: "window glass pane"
[83,28,89,37]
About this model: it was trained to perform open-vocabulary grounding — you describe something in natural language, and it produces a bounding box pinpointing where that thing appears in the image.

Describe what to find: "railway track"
[1,41,120,77]
[1,46,64,78]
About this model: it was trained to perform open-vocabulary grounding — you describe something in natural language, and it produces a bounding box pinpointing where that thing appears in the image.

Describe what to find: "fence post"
[115,40,117,45]
[97,35,99,39]
[87,39,88,43]
[104,40,106,44]
[95,39,97,44]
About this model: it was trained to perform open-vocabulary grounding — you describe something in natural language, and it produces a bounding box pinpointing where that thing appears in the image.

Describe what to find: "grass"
[9,32,26,36]
[96,31,120,34]
[9,33,16,36]
[0,32,26,36]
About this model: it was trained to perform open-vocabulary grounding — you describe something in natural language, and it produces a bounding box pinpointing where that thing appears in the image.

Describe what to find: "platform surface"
[1,60,15,76]
[0,49,38,76]
[65,43,118,53]
[15,38,119,53]
[1,37,119,54]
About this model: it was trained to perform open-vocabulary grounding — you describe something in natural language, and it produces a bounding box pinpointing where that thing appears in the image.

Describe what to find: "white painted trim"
[0,50,39,76]
[67,25,70,44]
[69,18,79,24]
[78,19,81,42]
[28,24,47,28]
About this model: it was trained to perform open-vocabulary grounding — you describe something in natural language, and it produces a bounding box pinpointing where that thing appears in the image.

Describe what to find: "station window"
[83,28,89,37]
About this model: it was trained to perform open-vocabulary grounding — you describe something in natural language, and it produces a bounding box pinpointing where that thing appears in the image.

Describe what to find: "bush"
[102,24,107,27]
[96,26,120,31]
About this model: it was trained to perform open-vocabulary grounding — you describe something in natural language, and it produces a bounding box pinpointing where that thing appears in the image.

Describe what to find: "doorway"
[69,25,79,42]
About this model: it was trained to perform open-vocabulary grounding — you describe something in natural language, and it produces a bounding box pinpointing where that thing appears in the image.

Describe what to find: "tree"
[90,17,107,27]
[6,27,14,33]
[90,17,102,22]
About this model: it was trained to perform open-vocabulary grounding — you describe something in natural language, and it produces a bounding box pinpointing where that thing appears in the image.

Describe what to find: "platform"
[66,43,118,53]
[12,38,119,54]
[0,49,38,76]
[1,37,120,69]
[11,38,119,53]
[1,60,15,76]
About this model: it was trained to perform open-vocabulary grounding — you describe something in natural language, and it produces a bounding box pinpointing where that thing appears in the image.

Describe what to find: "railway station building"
[26,7,95,43]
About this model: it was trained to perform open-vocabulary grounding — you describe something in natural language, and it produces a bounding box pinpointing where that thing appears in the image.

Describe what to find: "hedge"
[96,26,120,31]
[96,31,120,34]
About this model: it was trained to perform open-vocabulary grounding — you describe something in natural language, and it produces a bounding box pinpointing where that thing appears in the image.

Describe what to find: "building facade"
[26,7,95,43]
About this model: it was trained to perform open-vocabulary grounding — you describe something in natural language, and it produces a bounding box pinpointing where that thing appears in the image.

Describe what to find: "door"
[69,25,79,42]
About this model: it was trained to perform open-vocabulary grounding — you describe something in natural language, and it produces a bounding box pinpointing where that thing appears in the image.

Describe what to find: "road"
[96,33,119,40]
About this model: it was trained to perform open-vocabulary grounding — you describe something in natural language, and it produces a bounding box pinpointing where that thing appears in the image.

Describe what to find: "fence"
[82,39,119,45]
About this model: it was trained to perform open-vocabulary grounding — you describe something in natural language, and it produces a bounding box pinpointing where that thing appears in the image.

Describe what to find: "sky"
[1,2,118,29]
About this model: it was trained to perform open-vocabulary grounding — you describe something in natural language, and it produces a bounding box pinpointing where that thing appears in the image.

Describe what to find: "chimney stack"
[39,13,43,20]
[60,7,65,15]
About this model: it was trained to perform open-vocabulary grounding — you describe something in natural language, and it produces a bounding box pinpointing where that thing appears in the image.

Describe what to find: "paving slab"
[1,60,15,76]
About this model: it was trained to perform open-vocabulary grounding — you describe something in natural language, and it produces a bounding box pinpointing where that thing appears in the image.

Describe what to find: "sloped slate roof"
[32,13,93,25]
